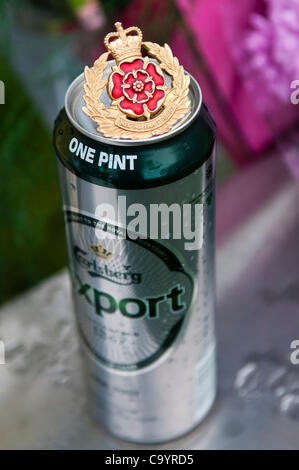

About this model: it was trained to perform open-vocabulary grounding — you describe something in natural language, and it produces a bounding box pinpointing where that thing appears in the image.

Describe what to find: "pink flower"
[108,58,166,117]
[239,0,299,105]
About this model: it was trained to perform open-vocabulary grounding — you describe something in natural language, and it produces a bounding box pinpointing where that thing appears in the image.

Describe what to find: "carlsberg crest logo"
[74,245,142,285]
[90,242,113,260]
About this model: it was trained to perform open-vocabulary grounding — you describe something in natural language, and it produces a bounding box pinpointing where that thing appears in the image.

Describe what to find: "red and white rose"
[108,58,166,118]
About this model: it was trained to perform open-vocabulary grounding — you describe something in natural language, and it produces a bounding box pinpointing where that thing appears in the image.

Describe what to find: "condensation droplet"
[280,393,299,420]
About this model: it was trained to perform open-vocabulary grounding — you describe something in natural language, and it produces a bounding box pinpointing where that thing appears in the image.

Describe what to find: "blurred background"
[1,0,299,305]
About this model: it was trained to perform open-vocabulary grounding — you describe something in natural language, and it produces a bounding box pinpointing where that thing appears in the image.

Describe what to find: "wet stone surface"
[1,183,299,449]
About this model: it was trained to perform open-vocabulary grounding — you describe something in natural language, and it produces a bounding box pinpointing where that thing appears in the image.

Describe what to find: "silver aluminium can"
[54,64,217,443]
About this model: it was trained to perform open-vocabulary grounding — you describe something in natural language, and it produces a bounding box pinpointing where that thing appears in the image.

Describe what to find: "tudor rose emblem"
[83,22,190,139]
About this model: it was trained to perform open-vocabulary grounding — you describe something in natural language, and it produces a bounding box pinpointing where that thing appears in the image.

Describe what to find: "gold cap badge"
[83,22,190,140]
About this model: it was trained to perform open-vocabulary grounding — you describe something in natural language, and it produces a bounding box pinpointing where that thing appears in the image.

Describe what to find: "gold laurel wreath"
[82,43,190,140]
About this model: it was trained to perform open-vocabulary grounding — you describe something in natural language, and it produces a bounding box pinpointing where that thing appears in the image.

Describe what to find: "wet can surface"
[53,62,216,443]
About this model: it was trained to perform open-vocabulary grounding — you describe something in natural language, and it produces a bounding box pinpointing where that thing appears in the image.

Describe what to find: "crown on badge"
[104,22,142,63]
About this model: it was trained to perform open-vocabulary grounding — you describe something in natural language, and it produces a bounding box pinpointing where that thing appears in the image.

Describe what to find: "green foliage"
[100,0,131,16]
[0,56,67,304]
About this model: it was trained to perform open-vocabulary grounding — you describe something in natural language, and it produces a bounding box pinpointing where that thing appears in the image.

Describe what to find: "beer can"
[53,22,216,443]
